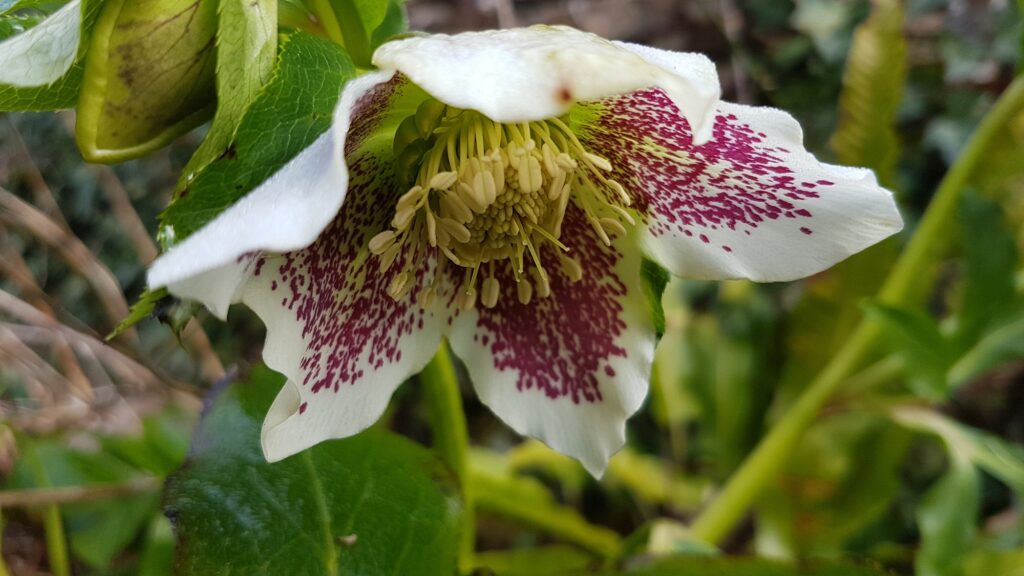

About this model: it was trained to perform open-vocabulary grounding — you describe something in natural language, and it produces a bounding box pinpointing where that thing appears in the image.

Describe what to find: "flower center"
[369,99,633,309]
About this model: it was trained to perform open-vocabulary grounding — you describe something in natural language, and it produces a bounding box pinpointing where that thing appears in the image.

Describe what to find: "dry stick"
[0,187,135,340]
[0,291,164,390]
[0,476,161,508]
[90,166,225,382]
[4,118,72,232]
[0,224,93,399]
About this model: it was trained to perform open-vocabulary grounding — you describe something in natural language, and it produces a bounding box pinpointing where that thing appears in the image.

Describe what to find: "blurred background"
[1,0,1023,574]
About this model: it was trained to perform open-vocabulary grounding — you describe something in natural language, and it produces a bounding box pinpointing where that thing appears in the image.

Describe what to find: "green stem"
[689,73,1024,545]
[420,344,474,571]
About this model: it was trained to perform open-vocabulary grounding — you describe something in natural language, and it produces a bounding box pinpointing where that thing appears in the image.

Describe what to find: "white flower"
[148,26,903,475]
[0,0,81,87]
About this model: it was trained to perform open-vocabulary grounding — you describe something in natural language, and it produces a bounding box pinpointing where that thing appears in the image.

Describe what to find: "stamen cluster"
[369,99,634,309]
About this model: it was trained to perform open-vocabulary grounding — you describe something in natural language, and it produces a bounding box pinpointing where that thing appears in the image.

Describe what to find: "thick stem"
[420,344,474,571]
[689,74,1024,545]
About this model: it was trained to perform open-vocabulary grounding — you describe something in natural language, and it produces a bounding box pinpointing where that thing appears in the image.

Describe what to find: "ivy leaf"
[863,302,951,399]
[165,365,463,576]
[0,0,103,111]
[76,0,218,163]
[160,31,355,240]
[177,0,277,183]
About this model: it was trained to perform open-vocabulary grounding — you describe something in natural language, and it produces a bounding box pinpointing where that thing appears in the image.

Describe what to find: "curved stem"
[689,73,1024,545]
[420,344,474,571]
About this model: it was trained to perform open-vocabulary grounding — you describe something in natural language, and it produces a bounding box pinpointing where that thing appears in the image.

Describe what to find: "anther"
[599,217,627,238]
[387,271,412,300]
[481,277,500,308]
[583,152,613,172]
[560,255,583,282]
[532,267,551,299]
[516,278,532,305]
[368,230,396,254]
[429,171,458,190]
[426,211,438,247]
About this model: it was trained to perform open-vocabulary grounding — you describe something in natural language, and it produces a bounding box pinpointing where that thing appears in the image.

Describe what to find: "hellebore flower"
[148,26,902,475]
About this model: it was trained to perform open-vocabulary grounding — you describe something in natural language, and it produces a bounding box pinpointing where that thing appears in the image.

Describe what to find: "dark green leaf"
[76,0,217,162]
[160,31,356,240]
[863,302,951,399]
[165,364,463,576]
[177,0,277,183]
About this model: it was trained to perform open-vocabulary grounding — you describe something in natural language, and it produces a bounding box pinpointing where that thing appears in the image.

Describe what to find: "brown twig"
[0,476,161,508]
[0,224,93,399]
[4,118,72,232]
[0,186,134,339]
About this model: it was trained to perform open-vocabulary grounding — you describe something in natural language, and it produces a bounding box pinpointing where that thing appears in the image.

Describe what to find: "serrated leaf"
[956,192,1019,347]
[829,0,905,187]
[177,0,276,183]
[76,0,218,163]
[165,365,463,576]
[0,0,103,111]
[160,31,356,240]
[863,302,951,399]
[108,287,168,339]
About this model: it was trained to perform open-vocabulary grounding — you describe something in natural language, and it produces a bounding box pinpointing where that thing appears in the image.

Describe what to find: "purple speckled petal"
[446,204,655,476]
[580,93,903,282]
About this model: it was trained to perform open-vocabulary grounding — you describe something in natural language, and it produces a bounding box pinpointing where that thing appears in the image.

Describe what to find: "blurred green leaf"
[916,448,979,576]
[965,548,1024,576]
[161,31,355,239]
[76,0,218,162]
[108,287,168,339]
[949,312,1024,388]
[470,450,621,558]
[178,0,277,183]
[165,364,463,576]
[473,546,597,576]
[138,516,175,576]
[955,192,1020,346]
[830,0,906,186]
[0,0,102,111]
[7,440,159,570]
[101,411,192,476]
[370,0,407,48]
[863,302,951,399]
[603,556,890,575]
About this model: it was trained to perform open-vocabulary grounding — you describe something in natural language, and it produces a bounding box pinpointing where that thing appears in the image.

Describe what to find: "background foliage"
[1,0,1023,575]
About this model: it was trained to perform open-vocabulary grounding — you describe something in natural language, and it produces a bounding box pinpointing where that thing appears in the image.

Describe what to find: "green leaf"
[602,556,890,576]
[160,31,356,240]
[472,546,597,576]
[165,364,463,576]
[138,516,175,576]
[955,191,1020,347]
[0,0,103,111]
[177,0,277,183]
[949,311,1024,387]
[965,549,1024,576]
[641,259,670,339]
[890,408,982,576]
[470,450,621,558]
[916,449,979,576]
[6,440,160,570]
[829,0,905,187]
[107,287,168,339]
[76,0,218,162]
[311,0,406,67]
[863,302,951,399]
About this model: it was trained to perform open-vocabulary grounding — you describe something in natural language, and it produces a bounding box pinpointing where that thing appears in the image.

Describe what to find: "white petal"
[253,223,447,462]
[0,0,81,87]
[373,26,720,142]
[146,70,396,313]
[447,205,655,476]
[581,94,903,282]
[612,41,719,144]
